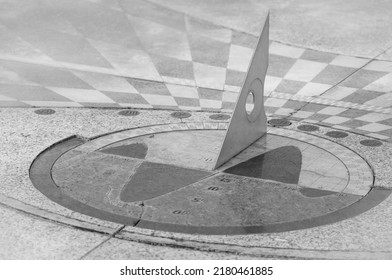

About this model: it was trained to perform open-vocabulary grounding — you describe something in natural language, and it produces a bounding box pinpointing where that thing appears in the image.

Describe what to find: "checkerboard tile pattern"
[1,0,392,140]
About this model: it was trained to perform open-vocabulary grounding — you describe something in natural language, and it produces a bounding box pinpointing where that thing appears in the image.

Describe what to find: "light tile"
[166,84,199,98]
[274,108,295,116]
[332,125,351,130]
[322,116,350,124]
[317,106,347,115]
[291,111,315,119]
[264,75,283,94]
[0,25,55,62]
[363,60,392,72]
[118,103,153,109]
[224,85,241,92]
[129,15,192,61]
[367,133,389,140]
[1,60,92,89]
[284,60,328,82]
[356,112,391,122]
[0,94,16,101]
[356,123,391,132]
[199,99,222,109]
[264,98,287,108]
[365,92,392,107]
[330,55,369,68]
[188,33,230,68]
[364,73,392,92]
[227,44,253,72]
[185,17,232,44]
[298,170,322,187]
[47,88,116,103]
[140,94,177,106]
[296,82,331,97]
[0,65,37,85]
[269,42,305,58]
[23,101,83,107]
[162,76,196,87]
[71,71,138,93]
[88,39,162,82]
[193,62,226,90]
[222,91,239,103]
[321,86,357,100]
[312,176,345,192]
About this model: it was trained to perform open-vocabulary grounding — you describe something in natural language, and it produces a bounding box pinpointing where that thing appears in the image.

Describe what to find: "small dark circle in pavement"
[268,118,291,127]
[170,111,191,119]
[360,139,383,147]
[325,131,348,138]
[297,124,319,132]
[34,109,55,115]
[209,114,231,120]
[118,110,140,116]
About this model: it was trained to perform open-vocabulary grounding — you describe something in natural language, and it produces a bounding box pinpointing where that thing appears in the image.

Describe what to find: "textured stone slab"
[141,174,361,227]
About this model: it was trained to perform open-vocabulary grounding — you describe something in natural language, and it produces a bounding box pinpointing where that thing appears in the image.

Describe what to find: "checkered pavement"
[0,0,392,140]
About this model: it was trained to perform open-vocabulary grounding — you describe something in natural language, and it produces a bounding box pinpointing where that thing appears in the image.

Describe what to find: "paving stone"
[0,205,107,259]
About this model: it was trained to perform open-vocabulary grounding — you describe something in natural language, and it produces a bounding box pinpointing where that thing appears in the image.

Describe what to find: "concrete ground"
[1,0,392,259]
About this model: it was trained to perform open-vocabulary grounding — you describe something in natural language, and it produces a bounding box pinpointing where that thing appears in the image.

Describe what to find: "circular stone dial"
[32,122,374,234]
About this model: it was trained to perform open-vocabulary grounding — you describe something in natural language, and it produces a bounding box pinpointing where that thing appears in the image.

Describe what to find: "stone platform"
[1,0,392,259]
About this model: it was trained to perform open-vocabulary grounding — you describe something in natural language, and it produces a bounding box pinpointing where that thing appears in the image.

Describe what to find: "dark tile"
[59,1,143,47]
[101,91,148,104]
[340,69,387,89]
[350,128,370,135]
[377,128,392,138]
[301,103,328,112]
[312,65,356,85]
[221,101,235,110]
[337,108,369,118]
[281,100,307,110]
[198,87,223,100]
[0,100,31,107]
[0,84,72,101]
[342,89,385,104]
[151,55,194,80]
[232,31,258,49]
[128,79,170,95]
[379,118,392,126]
[174,97,200,107]
[267,54,297,78]
[307,113,331,122]
[121,0,186,31]
[337,119,368,129]
[20,28,115,68]
[275,79,307,94]
[152,105,179,110]
[225,69,246,87]
[188,34,230,68]
[264,106,278,114]
[1,60,92,89]
[300,49,336,63]
[80,103,120,108]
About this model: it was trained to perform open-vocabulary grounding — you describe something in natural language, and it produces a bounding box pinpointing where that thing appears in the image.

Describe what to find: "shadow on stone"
[299,187,337,197]
[121,162,211,202]
[224,146,302,184]
[100,143,148,159]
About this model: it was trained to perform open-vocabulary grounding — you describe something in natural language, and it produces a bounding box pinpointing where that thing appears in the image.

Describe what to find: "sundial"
[29,15,383,235]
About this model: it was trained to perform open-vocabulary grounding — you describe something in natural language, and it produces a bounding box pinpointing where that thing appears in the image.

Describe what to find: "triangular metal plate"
[214,13,269,169]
